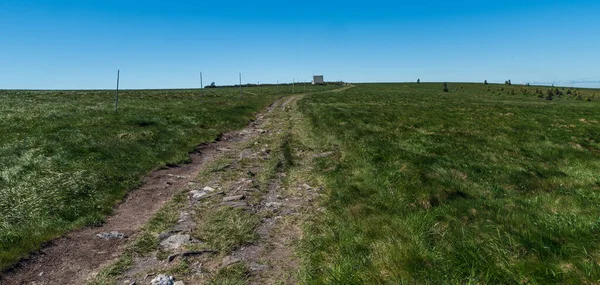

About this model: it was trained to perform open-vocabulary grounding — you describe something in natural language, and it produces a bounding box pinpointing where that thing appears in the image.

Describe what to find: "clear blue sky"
[1,0,599,89]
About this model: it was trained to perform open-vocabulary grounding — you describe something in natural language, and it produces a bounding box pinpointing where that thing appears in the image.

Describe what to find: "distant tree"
[205,82,217,88]
[484,80,488,85]
[443,82,449,92]
[508,80,512,85]
[526,83,530,87]
[417,79,420,84]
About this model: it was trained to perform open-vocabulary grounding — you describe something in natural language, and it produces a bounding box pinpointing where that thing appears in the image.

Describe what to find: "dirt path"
[0,97,287,285]
[1,87,348,285]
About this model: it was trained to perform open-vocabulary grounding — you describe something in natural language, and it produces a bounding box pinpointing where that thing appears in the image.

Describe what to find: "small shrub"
[443,82,449,92]
[484,80,488,85]
[519,87,528,95]
[546,89,554,100]
[554,88,562,96]
[417,79,420,84]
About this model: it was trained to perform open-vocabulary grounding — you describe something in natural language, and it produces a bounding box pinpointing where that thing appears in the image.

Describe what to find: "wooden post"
[115,69,120,113]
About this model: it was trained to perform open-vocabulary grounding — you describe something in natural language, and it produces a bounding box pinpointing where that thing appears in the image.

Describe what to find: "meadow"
[0,84,336,270]
[299,83,600,284]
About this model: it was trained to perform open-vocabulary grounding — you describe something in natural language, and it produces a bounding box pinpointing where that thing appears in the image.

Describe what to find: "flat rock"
[160,234,191,250]
[223,195,245,202]
[96,231,127,240]
[222,256,241,267]
[222,201,249,209]
[265,202,283,208]
[150,275,174,285]
[203,186,215,192]
[190,190,206,199]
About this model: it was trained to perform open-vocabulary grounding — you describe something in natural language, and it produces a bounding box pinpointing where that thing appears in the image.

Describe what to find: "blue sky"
[1,0,599,89]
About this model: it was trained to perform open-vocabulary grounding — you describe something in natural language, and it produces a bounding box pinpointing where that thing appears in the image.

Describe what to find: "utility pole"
[115,69,120,113]
[239,73,242,96]
[200,72,203,89]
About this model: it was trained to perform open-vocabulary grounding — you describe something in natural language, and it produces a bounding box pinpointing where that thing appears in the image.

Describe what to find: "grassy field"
[0,84,336,270]
[299,83,600,284]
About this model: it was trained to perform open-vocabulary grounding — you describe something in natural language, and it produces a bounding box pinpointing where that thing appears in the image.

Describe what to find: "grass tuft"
[194,207,259,253]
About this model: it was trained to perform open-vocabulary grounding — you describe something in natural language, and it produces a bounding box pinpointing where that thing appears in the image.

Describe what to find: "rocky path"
[1,87,350,285]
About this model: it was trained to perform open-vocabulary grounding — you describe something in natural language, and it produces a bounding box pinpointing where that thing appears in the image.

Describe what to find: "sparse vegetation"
[194,206,259,253]
[209,263,250,285]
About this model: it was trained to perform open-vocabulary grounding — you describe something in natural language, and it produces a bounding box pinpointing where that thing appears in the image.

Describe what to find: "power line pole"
[239,73,242,96]
[115,69,120,113]
[200,72,203,89]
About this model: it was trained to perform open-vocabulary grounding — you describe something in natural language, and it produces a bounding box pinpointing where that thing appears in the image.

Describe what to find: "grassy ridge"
[0,85,335,270]
[299,83,600,284]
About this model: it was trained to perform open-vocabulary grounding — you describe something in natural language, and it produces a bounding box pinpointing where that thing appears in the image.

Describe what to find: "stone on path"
[159,234,191,250]
[150,274,174,285]
[96,231,127,240]
[222,255,241,267]
[223,195,245,202]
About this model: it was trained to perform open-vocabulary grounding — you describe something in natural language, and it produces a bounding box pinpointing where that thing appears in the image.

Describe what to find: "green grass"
[209,263,250,285]
[0,85,337,270]
[299,83,600,284]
